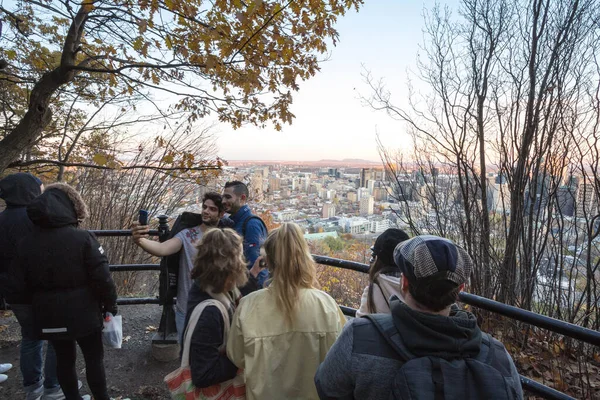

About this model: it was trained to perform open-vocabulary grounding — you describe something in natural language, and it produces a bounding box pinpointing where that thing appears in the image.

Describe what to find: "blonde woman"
[183,228,248,389]
[227,222,346,399]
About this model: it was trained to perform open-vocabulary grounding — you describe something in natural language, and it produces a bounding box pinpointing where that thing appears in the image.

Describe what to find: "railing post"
[151,215,179,360]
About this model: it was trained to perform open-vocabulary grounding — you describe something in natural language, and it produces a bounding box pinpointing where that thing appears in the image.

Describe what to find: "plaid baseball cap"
[393,235,472,285]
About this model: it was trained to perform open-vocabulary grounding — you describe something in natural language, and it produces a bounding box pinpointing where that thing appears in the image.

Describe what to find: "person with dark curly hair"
[132,192,229,343]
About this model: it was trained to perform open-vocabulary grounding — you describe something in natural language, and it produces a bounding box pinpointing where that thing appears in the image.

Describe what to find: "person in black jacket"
[15,183,117,400]
[183,228,249,389]
[0,173,63,400]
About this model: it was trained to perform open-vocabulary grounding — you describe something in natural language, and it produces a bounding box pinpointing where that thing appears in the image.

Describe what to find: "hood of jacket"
[391,299,482,360]
[0,173,42,207]
[27,183,88,228]
[377,274,404,303]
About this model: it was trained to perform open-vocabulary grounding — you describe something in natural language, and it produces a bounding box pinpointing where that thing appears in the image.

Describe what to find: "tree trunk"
[0,67,74,173]
[0,3,88,174]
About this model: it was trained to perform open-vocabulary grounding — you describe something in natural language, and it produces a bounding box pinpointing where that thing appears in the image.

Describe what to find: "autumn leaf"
[0,0,364,174]
[93,153,108,166]
[5,50,17,60]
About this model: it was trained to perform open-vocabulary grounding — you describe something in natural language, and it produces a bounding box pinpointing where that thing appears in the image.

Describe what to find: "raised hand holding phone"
[138,209,149,226]
[131,210,150,244]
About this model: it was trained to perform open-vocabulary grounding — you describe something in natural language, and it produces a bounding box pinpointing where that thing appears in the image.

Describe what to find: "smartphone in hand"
[138,209,149,226]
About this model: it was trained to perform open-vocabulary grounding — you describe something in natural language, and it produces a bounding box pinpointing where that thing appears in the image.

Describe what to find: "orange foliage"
[257,210,280,231]
[309,237,371,309]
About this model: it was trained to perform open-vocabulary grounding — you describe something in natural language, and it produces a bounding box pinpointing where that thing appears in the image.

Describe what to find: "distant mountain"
[227,158,381,168]
[318,158,380,164]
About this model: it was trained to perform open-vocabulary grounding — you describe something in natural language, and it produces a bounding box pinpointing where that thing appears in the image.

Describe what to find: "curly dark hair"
[203,192,225,213]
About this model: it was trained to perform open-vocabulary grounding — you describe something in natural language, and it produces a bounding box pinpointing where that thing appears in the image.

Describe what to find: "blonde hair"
[191,228,248,292]
[264,222,318,325]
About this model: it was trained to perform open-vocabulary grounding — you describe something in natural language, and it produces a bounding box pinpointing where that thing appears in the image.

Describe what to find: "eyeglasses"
[369,246,377,264]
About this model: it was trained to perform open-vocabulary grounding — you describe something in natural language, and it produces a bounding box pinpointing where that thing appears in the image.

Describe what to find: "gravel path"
[0,305,180,400]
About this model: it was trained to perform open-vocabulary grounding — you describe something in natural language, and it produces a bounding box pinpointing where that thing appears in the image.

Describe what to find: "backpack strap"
[363,314,414,361]
[180,299,231,368]
[242,215,268,237]
[478,333,513,377]
[374,281,391,309]
[430,357,445,400]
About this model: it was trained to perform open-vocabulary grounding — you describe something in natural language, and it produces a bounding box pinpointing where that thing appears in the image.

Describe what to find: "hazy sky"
[215,1,435,162]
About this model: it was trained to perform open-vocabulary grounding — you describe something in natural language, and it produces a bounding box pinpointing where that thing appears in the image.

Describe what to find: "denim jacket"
[230,205,268,286]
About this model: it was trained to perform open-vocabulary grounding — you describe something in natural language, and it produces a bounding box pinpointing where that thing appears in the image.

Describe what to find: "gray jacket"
[315,300,523,399]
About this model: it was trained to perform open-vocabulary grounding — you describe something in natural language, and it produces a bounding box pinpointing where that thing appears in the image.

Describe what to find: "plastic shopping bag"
[102,312,123,349]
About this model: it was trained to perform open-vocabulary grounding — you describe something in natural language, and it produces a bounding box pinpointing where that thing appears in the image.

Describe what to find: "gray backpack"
[364,314,519,400]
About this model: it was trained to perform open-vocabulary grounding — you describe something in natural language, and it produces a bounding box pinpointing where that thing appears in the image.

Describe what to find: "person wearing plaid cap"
[315,235,523,400]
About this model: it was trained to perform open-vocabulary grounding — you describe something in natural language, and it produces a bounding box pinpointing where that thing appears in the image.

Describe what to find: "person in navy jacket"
[222,181,268,290]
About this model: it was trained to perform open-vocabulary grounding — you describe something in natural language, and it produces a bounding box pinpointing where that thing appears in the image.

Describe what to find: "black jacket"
[15,187,117,340]
[184,282,238,388]
[0,173,41,304]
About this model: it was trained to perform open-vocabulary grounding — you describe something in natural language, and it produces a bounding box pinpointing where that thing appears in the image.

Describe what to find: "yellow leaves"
[205,55,218,70]
[132,37,144,52]
[161,153,175,164]
[282,67,295,86]
[5,50,17,61]
[1,0,364,141]
[93,153,108,166]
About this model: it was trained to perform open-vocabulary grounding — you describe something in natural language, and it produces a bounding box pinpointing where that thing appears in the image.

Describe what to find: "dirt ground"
[0,305,179,400]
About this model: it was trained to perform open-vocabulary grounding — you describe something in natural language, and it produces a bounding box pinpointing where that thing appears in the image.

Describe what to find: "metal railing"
[83,229,599,399]
[314,257,599,400]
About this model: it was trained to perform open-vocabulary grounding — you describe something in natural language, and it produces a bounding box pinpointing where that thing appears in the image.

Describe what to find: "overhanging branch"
[8,159,222,172]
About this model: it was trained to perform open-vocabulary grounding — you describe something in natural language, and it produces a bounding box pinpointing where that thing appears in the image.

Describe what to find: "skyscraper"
[322,202,336,218]
[360,196,374,216]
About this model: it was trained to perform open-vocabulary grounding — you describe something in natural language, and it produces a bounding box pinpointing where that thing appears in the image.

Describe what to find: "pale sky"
[215,1,434,162]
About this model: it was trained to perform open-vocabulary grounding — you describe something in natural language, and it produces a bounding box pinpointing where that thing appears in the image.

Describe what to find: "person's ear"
[400,274,409,291]
[240,194,247,202]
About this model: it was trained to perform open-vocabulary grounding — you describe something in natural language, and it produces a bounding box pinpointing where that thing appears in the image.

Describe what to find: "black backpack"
[364,314,519,400]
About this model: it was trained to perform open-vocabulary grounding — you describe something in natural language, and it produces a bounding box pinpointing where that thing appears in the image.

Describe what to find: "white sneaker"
[0,363,12,374]
[41,380,83,400]
[82,395,91,400]
[26,384,44,400]
[0,374,7,383]
[41,387,65,400]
